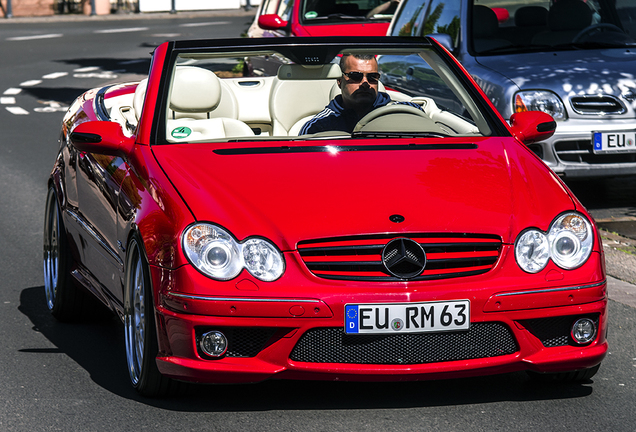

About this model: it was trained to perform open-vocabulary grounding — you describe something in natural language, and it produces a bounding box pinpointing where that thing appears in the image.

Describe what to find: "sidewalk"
[0,8,255,23]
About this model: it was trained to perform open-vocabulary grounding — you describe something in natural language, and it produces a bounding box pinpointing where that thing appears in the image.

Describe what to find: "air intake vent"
[290,323,518,364]
[570,95,625,115]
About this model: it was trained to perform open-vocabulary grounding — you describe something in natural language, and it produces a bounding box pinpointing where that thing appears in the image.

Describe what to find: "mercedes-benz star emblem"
[382,238,427,279]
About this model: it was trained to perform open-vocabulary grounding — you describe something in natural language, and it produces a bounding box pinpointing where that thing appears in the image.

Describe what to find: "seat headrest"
[170,66,221,113]
[473,5,499,38]
[277,63,342,80]
[515,6,548,27]
[548,0,592,31]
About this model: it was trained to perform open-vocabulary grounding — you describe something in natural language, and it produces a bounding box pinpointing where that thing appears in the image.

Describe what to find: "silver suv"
[387,0,636,179]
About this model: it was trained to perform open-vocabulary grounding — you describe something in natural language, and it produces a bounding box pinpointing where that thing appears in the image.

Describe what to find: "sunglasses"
[342,71,381,84]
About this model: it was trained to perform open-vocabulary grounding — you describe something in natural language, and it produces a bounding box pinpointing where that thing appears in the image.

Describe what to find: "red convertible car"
[43,37,607,396]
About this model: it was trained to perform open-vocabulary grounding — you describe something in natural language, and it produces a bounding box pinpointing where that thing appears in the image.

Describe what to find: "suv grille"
[297,233,501,281]
[290,324,518,364]
[570,95,626,115]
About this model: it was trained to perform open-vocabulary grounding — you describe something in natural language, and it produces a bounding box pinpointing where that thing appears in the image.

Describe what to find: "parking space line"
[7,34,63,41]
[20,80,42,87]
[6,106,29,115]
[94,27,148,34]
[3,88,21,95]
[42,72,69,80]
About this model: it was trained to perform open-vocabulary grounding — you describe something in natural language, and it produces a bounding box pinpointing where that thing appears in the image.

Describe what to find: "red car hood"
[152,138,575,251]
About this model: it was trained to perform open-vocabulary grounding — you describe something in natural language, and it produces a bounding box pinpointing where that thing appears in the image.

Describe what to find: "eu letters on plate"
[345,300,470,334]
[593,131,636,153]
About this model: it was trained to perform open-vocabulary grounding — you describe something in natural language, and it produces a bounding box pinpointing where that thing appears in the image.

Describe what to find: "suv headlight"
[183,223,285,281]
[515,212,593,273]
[514,90,567,121]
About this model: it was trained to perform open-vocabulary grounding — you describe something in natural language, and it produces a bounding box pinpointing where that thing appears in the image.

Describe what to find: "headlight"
[547,213,593,270]
[515,229,550,273]
[514,91,567,121]
[183,223,285,281]
[515,212,593,273]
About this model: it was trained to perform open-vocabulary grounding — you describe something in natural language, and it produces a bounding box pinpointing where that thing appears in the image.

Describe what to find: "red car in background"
[247,0,396,38]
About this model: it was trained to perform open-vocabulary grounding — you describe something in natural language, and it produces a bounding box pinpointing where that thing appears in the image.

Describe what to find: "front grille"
[554,140,636,164]
[297,233,501,281]
[570,95,626,115]
[290,324,518,364]
[195,327,276,359]
[521,314,599,347]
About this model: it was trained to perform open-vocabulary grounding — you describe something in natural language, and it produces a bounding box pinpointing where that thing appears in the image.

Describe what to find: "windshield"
[300,0,398,23]
[159,43,494,144]
[472,0,635,54]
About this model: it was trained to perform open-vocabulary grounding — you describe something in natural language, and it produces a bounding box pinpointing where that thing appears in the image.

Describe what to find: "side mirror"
[509,111,556,145]
[258,14,288,30]
[70,121,135,158]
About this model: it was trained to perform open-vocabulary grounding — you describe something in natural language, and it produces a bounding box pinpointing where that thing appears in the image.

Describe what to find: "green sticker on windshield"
[305,11,318,19]
[171,126,192,139]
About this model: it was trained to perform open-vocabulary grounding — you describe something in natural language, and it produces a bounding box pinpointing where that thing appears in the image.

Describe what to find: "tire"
[527,364,601,383]
[43,186,105,321]
[124,236,180,397]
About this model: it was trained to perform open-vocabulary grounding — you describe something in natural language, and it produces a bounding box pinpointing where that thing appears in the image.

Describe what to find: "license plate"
[593,131,636,153]
[344,300,470,334]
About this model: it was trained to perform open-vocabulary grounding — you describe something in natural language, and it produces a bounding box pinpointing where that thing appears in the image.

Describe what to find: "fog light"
[200,331,228,357]
[571,318,597,344]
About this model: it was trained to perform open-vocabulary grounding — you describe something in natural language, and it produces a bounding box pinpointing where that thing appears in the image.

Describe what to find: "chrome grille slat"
[298,233,502,281]
[570,95,626,115]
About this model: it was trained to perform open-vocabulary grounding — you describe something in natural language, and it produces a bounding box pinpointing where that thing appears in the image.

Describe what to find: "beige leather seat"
[166,66,253,141]
[132,78,148,121]
[269,64,342,136]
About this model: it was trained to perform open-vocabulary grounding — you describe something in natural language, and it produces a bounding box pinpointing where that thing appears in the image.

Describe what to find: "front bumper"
[150,257,608,384]
[536,120,636,179]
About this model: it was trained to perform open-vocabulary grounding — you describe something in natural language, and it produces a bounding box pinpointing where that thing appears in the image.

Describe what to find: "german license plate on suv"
[344,300,470,334]
[593,131,636,153]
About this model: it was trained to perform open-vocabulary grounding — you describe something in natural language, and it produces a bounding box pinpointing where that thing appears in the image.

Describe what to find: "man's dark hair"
[339,54,376,72]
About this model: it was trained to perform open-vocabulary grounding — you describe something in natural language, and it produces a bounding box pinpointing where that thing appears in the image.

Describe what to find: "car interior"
[108,50,484,143]
[472,0,634,52]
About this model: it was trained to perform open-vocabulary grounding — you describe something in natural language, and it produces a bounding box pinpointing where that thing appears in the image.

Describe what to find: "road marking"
[34,101,68,113]
[74,72,118,79]
[151,33,181,38]
[74,66,100,72]
[94,27,149,34]
[20,80,42,87]
[7,33,63,41]
[1,97,16,104]
[180,21,230,27]
[6,106,29,115]
[42,72,69,80]
[3,88,21,95]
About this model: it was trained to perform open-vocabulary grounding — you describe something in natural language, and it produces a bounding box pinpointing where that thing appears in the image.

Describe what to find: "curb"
[601,229,636,308]
[0,9,256,24]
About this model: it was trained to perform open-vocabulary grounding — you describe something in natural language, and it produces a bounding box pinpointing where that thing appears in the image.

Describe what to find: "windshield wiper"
[571,40,635,49]
[309,13,365,21]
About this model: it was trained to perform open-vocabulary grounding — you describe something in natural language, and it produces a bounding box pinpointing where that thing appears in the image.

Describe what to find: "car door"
[75,151,127,298]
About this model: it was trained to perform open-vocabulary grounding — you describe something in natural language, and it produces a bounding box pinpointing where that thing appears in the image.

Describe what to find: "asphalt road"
[0,12,634,432]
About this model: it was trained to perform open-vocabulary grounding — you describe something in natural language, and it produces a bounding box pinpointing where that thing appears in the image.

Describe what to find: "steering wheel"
[353,104,433,133]
[572,23,624,43]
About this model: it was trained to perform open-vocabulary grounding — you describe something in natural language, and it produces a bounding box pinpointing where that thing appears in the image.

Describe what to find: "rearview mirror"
[70,121,135,158]
[509,111,556,145]
[258,14,288,30]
